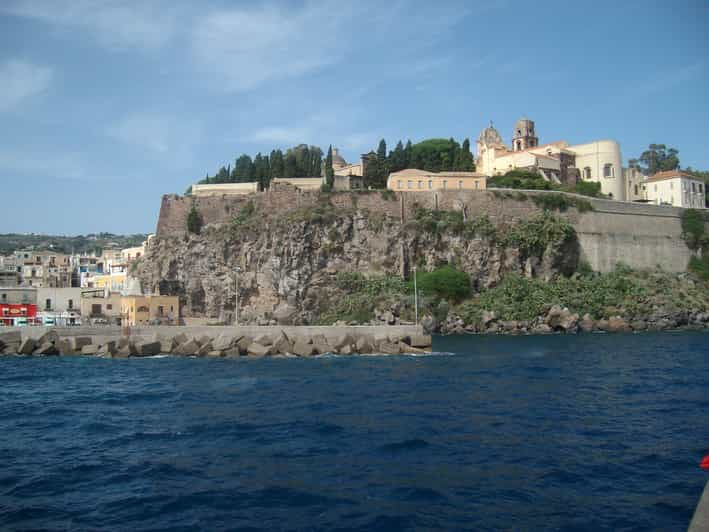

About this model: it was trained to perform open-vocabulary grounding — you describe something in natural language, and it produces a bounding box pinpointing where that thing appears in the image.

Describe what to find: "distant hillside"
[0,233,149,256]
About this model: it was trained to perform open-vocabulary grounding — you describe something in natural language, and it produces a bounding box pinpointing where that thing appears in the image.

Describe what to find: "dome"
[478,124,505,147]
[332,148,347,168]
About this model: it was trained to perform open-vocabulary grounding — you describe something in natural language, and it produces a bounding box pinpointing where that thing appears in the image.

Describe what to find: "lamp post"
[413,264,418,326]
[234,266,242,326]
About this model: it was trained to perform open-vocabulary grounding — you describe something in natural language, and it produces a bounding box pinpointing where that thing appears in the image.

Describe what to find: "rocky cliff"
[136,189,579,325]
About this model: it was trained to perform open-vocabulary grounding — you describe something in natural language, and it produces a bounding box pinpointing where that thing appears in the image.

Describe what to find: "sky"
[1,0,708,235]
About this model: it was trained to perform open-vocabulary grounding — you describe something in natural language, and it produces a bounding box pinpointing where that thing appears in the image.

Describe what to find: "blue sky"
[1,0,707,234]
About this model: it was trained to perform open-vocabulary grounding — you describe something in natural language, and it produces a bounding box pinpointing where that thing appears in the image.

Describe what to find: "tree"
[325,145,335,188]
[409,138,462,172]
[456,138,475,170]
[638,144,680,175]
[232,154,254,182]
[270,149,284,179]
[284,152,297,178]
[389,140,406,172]
[187,203,203,234]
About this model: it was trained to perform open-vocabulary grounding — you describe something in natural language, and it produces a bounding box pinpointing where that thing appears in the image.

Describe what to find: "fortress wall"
[156,188,700,273]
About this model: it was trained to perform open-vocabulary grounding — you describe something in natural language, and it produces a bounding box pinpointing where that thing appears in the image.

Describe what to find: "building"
[387,169,487,192]
[331,148,367,178]
[120,294,180,326]
[80,290,122,324]
[0,303,39,326]
[0,287,37,306]
[91,272,127,292]
[644,170,706,208]
[476,118,626,200]
[333,174,365,191]
[624,167,649,202]
[271,177,324,191]
[12,250,76,287]
[192,182,259,197]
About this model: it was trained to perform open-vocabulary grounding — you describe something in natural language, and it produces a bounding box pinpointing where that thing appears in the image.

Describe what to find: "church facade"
[476,118,626,200]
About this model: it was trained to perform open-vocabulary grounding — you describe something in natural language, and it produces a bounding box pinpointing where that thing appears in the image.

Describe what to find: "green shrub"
[187,203,203,234]
[689,254,709,281]
[532,193,593,213]
[380,189,396,201]
[500,212,576,257]
[571,181,602,197]
[681,209,708,251]
[415,265,470,301]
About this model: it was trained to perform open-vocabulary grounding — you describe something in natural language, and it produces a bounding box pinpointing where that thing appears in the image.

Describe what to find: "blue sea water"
[1,332,708,531]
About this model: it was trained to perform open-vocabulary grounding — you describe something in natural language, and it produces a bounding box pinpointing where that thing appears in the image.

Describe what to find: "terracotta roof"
[646,170,700,183]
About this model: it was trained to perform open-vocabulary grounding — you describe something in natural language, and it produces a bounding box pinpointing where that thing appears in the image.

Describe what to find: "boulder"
[532,323,552,334]
[81,344,100,356]
[198,341,214,357]
[34,342,59,356]
[96,341,117,357]
[501,320,519,332]
[56,339,73,355]
[578,314,595,332]
[596,319,609,331]
[197,335,212,347]
[223,347,242,357]
[253,334,273,346]
[355,336,373,354]
[546,305,579,332]
[212,333,241,352]
[607,316,631,333]
[273,303,298,325]
[236,336,252,354]
[135,341,161,356]
[313,342,331,355]
[247,342,271,357]
[272,331,292,355]
[377,341,401,355]
[481,310,498,326]
[630,320,647,331]
[339,344,354,355]
[38,330,59,345]
[206,350,224,357]
[174,339,200,356]
[332,334,355,351]
[69,336,93,352]
[19,338,38,355]
[407,334,431,349]
[292,340,316,357]
[173,332,188,345]
[113,346,131,358]
[0,330,22,350]
[157,336,176,354]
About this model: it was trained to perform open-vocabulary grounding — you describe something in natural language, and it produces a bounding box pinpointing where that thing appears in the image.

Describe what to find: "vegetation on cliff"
[681,208,709,280]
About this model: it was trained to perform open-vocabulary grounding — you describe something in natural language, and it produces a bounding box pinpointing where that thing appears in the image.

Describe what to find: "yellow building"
[387,169,486,192]
[120,294,180,326]
[192,182,259,196]
[92,273,126,292]
[271,177,324,190]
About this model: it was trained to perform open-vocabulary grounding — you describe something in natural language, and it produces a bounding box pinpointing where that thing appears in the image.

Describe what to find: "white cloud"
[0,59,53,112]
[1,0,179,50]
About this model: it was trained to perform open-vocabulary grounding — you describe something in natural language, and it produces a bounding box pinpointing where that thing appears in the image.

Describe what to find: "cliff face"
[136,192,579,325]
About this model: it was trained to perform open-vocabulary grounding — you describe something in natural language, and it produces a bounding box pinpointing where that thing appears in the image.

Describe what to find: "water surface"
[1,332,707,530]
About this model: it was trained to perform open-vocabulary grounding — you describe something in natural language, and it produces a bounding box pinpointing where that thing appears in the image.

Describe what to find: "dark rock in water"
[81,344,100,356]
[19,338,37,355]
[135,341,161,356]
[578,314,595,332]
[38,330,59,345]
[247,342,271,357]
[292,340,316,357]
[175,339,200,356]
[630,320,647,331]
[607,316,631,333]
[34,342,59,356]
[0,330,22,351]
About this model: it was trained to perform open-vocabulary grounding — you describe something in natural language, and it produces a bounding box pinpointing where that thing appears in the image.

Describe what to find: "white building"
[476,118,626,200]
[192,182,259,196]
[644,170,706,208]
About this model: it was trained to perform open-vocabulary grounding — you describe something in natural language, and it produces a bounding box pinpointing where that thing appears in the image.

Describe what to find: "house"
[120,294,180,326]
[387,168,486,192]
[644,170,706,208]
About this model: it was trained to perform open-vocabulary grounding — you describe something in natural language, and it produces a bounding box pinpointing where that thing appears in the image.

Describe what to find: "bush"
[532,193,593,213]
[570,181,602,197]
[380,189,396,201]
[689,254,709,281]
[187,203,203,234]
[488,170,553,191]
[415,265,470,302]
[501,211,576,257]
[681,209,708,251]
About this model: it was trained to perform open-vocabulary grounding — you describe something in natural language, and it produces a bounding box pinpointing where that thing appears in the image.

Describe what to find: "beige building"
[477,118,626,200]
[624,167,648,202]
[644,171,706,208]
[387,169,486,192]
[121,294,180,326]
[80,290,122,324]
[192,182,259,197]
[271,177,324,191]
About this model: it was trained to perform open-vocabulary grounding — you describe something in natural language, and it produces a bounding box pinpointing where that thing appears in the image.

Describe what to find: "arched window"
[418,180,423,189]
[407,180,412,189]
[458,180,463,189]
[137,306,149,313]
[584,167,591,180]
[428,180,433,189]
[603,164,612,178]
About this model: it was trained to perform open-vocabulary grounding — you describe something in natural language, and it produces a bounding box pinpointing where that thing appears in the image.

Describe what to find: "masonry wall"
[155,187,701,273]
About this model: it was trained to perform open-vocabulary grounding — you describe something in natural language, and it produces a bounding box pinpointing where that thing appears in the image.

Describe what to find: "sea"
[1,331,708,531]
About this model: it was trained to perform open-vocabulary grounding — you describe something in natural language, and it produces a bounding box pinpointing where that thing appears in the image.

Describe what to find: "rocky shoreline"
[0,326,432,358]
[434,305,709,335]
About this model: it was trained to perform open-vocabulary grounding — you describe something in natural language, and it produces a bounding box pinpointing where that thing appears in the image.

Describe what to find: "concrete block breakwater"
[0,325,432,357]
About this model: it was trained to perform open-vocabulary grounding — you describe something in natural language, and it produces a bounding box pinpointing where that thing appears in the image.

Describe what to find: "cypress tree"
[325,145,335,188]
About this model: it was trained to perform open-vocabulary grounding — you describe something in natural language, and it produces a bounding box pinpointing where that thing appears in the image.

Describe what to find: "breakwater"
[0,325,431,357]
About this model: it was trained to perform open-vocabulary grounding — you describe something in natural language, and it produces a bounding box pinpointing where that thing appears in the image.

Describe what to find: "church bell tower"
[512,117,538,151]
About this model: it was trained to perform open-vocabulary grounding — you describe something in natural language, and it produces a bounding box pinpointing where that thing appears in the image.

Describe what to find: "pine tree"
[325,145,335,188]
[187,203,203,234]
[404,140,413,169]
[270,150,284,180]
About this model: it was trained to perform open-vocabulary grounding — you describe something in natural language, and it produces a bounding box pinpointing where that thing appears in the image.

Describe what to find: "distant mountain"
[0,233,149,256]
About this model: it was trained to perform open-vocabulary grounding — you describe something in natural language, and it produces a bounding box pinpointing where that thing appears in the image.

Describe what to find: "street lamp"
[234,266,242,326]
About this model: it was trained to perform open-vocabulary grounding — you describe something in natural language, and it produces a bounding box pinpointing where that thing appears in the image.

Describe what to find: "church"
[476,118,626,200]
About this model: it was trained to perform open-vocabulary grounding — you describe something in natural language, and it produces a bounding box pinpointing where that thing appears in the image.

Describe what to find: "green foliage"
[689,254,709,281]
[638,144,680,175]
[415,265,470,301]
[320,183,333,193]
[0,232,148,256]
[569,181,602,197]
[230,200,257,232]
[380,189,396,201]
[187,203,203,234]
[325,145,335,188]
[501,211,576,257]
[284,197,339,225]
[531,193,593,213]
[457,267,672,323]
[681,209,708,251]
[487,170,553,191]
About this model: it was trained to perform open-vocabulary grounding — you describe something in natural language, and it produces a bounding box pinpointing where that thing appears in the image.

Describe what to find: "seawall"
[155,188,703,273]
[0,325,432,357]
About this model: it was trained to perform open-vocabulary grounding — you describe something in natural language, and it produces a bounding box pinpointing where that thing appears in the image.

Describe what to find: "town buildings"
[120,294,180,326]
[387,169,486,192]
[476,118,626,200]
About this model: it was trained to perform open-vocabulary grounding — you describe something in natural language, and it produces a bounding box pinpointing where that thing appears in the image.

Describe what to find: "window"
[442,180,447,189]
[1,294,5,301]
[68,299,73,310]
[45,298,51,310]
[584,167,591,180]
[700,184,704,193]
[634,185,638,195]
[397,180,401,189]
[428,180,433,189]
[654,184,658,192]
[407,180,412,189]
[157,306,164,316]
[692,182,696,193]
[137,306,149,313]
[91,304,102,315]
[107,304,112,310]
[603,164,612,178]
[418,180,422,189]
[458,180,463,189]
